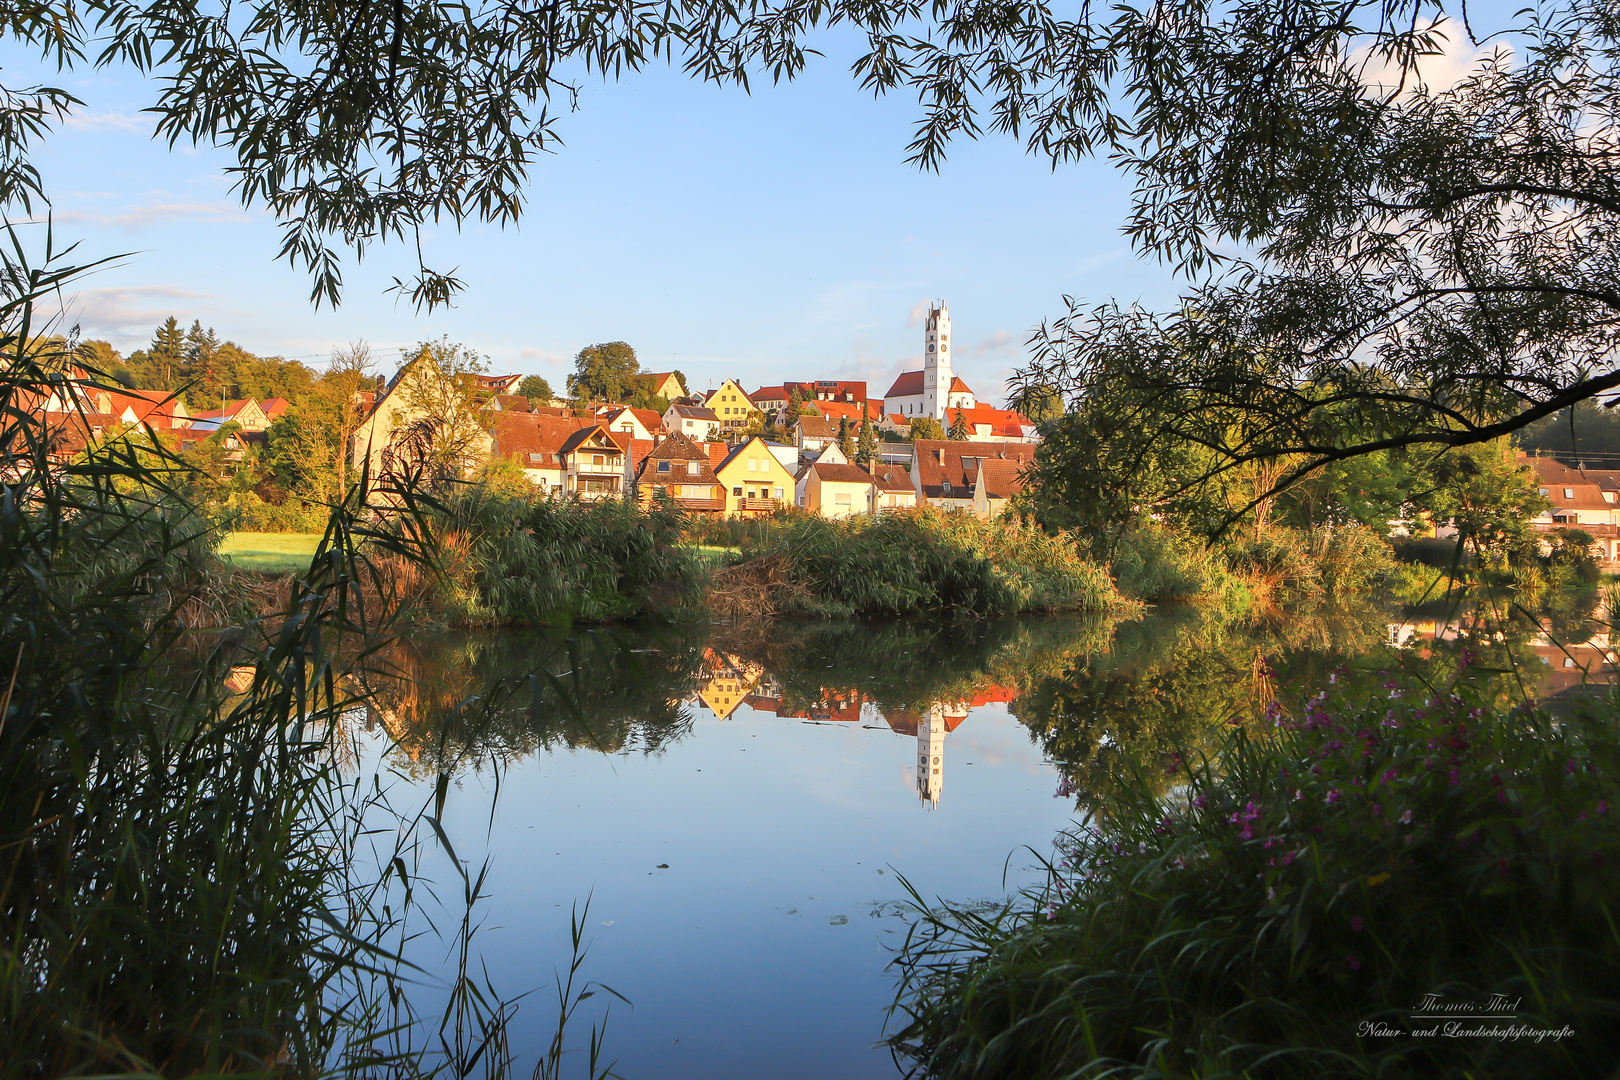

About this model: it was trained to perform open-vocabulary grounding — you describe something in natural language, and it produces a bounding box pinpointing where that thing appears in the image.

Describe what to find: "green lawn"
[219,532,323,574]
[689,544,740,570]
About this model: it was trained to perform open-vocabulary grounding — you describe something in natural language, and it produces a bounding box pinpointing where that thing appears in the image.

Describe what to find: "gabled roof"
[706,442,729,470]
[672,404,719,421]
[912,439,1038,500]
[715,435,789,476]
[869,465,914,492]
[796,416,841,438]
[976,458,1028,499]
[106,388,191,429]
[195,398,261,421]
[638,433,719,482]
[948,376,973,393]
[809,462,875,485]
[41,411,121,460]
[491,394,531,412]
[949,404,1032,439]
[813,399,882,422]
[645,431,708,461]
[260,397,291,418]
[884,371,924,398]
[560,424,621,456]
[490,412,597,465]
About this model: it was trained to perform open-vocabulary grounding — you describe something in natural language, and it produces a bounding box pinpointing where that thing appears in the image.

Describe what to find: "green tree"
[144,317,185,388]
[856,417,877,467]
[1007,384,1063,424]
[948,408,970,441]
[783,387,805,430]
[837,416,854,458]
[1412,441,1548,564]
[911,416,945,441]
[517,374,554,403]
[387,339,491,486]
[568,342,640,404]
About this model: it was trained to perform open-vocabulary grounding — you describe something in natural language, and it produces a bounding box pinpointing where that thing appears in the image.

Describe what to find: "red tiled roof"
[912,439,1037,500]
[706,442,729,470]
[796,417,841,438]
[260,397,291,418]
[975,458,1028,499]
[489,412,595,466]
[869,465,913,492]
[885,371,923,398]
[949,404,1030,439]
[949,376,972,393]
[810,462,875,485]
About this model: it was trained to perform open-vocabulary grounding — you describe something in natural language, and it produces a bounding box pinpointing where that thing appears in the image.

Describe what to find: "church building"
[884,301,976,422]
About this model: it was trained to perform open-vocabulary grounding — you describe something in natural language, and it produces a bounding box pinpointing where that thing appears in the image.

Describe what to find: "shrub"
[709,509,1126,617]
[1110,523,1234,602]
[416,487,703,626]
[890,667,1620,1079]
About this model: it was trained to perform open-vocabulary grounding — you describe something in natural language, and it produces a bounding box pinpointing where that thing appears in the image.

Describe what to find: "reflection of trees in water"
[1012,605,1405,817]
[355,628,710,774]
[712,616,1115,718]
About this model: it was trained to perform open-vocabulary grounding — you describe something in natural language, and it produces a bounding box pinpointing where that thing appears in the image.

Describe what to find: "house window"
[687,460,700,475]
[834,493,851,505]
[592,454,605,466]
[1540,487,1549,495]
[748,489,757,499]
[529,453,545,463]
[733,486,742,496]
[657,461,671,473]
[685,420,693,428]
[1566,488,1575,499]
[773,487,783,499]
[747,459,757,472]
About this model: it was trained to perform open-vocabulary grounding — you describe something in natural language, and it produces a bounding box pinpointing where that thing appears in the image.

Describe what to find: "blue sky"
[15,31,1176,404]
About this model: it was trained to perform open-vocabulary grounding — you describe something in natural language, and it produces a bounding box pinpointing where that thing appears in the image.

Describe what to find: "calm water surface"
[342,599,1615,1077]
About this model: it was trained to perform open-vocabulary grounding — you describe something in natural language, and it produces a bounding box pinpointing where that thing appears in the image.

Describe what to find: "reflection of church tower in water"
[917,704,948,806]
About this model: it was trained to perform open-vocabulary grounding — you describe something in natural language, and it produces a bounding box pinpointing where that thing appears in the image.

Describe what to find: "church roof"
[885,371,923,398]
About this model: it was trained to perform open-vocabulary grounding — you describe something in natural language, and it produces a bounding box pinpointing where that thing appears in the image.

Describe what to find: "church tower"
[917,703,947,807]
[922,301,952,422]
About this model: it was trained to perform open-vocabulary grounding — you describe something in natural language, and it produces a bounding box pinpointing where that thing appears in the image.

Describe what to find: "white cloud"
[906,298,932,328]
[61,285,211,348]
[963,330,1017,359]
[63,111,148,133]
[1352,18,1511,97]
[51,199,254,230]
[519,346,567,367]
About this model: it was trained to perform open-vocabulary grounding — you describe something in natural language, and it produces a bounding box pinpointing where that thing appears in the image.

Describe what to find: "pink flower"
[1383,768,1398,783]
[1326,788,1342,804]
[1400,809,1413,825]
[1348,954,1362,971]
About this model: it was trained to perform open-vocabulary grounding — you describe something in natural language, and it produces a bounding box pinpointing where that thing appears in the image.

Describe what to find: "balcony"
[677,497,726,512]
[738,497,780,513]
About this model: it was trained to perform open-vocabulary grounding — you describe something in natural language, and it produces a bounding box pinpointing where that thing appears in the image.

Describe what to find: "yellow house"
[705,378,762,433]
[639,371,688,401]
[716,436,796,516]
[802,462,877,519]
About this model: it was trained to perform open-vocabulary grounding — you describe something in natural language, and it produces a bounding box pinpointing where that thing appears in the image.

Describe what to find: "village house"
[793,442,849,508]
[878,413,911,437]
[559,425,632,501]
[869,463,918,511]
[794,416,842,458]
[599,405,663,443]
[192,398,272,432]
[945,404,1038,443]
[481,394,532,413]
[750,381,869,424]
[800,461,877,518]
[488,412,598,495]
[715,435,796,515]
[664,402,721,441]
[260,397,291,423]
[635,432,726,513]
[1520,454,1620,562]
[911,439,1037,517]
[99,388,193,429]
[476,373,524,395]
[812,398,883,425]
[352,356,505,482]
[704,378,762,433]
[637,371,688,401]
[971,457,1030,518]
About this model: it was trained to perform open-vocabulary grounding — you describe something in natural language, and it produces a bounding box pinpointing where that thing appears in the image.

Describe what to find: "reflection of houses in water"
[1386,613,1618,700]
[690,648,767,719]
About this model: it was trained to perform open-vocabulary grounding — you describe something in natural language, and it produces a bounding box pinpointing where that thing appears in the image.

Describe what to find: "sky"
[3,28,1193,408]
[2,11,1505,406]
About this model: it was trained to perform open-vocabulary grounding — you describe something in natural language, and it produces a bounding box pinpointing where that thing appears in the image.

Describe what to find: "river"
[334,594,1615,1077]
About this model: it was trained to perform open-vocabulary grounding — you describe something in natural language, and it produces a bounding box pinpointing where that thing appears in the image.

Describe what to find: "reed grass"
[0,232,617,1077]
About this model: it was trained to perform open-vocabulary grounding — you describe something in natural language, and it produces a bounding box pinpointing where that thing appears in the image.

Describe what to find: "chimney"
[937,447,946,466]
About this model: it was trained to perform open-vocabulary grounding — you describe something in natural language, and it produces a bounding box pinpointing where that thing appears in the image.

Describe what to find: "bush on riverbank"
[708,509,1128,618]
[1110,522,1395,608]
[403,488,703,626]
[889,666,1620,1079]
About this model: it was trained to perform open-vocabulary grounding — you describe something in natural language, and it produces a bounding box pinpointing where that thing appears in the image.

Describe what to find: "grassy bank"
[889,659,1620,1078]
[708,509,1129,618]
[218,529,323,573]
